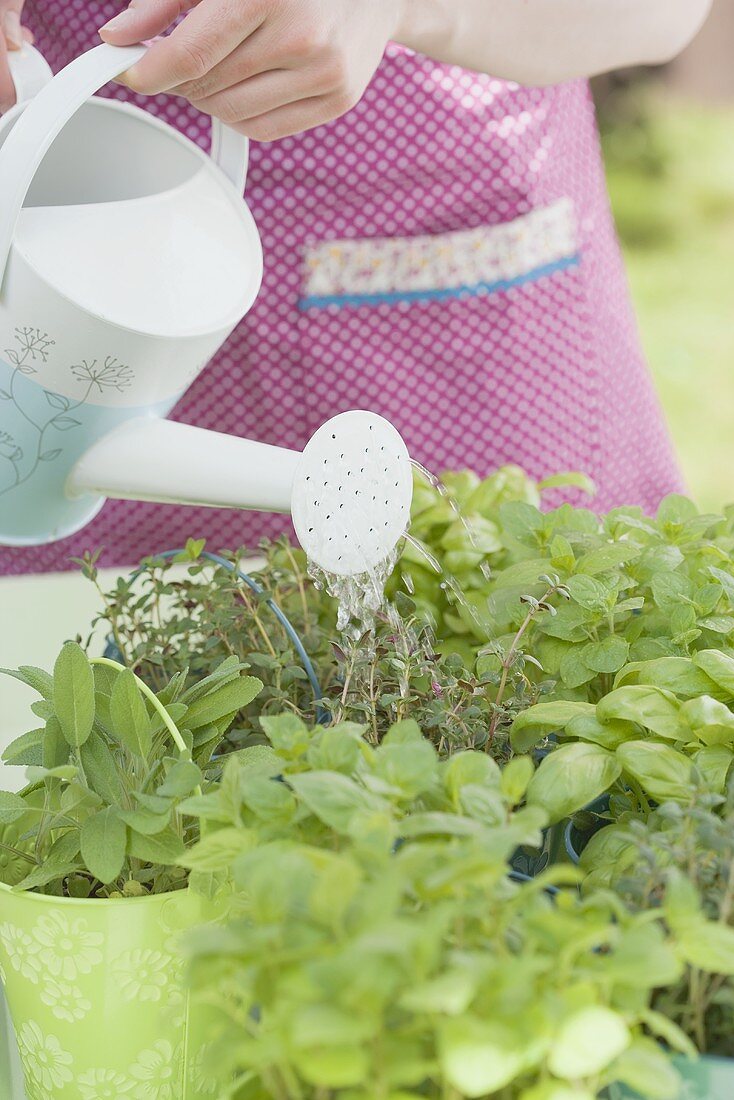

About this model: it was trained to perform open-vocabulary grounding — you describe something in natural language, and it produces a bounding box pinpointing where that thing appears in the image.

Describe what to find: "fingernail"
[4,12,23,49]
[99,8,135,33]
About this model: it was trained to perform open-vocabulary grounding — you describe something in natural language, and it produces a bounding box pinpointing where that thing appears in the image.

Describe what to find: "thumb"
[2,0,26,50]
[99,0,199,46]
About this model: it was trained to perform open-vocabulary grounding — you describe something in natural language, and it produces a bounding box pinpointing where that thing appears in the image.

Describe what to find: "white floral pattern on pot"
[0,895,216,1099]
[16,1021,74,1092]
[112,948,174,1003]
[39,978,92,1022]
[77,1067,136,1098]
[130,1040,181,1099]
[0,923,42,983]
[31,909,105,980]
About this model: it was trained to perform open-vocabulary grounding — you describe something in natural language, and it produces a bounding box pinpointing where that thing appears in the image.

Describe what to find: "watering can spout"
[67,412,414,577]
[68,419,299,515]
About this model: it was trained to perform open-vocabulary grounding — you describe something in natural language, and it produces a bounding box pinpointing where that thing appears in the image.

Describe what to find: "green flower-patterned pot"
[609,1055,734,1099]
[0,883,223,1100]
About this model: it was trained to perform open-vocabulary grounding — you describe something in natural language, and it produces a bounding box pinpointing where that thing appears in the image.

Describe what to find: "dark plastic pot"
[608,1055,734,1099]
[510,819,567,878]
[564,794,611,864]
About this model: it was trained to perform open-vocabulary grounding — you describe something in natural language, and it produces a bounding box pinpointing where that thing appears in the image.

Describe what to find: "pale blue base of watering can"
[0,353,179,545]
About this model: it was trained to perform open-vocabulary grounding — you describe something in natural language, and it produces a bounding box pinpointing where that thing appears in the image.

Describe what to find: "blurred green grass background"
[601,92,734,511]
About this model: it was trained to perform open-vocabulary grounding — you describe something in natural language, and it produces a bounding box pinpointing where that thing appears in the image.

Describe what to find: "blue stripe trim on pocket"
[299,253,582,311]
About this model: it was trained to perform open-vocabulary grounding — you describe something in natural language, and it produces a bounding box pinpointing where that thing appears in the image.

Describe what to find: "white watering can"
[0,44,413,576]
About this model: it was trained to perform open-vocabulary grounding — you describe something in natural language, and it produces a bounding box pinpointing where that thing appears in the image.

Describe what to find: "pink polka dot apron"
[1,1,683,576]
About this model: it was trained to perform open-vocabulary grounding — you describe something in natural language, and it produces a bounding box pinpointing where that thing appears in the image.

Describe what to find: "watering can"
[0,44,412,576]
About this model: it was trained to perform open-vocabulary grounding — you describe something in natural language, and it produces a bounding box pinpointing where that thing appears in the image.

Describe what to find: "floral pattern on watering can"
[0,324,179,544]
[0,891,223,1099]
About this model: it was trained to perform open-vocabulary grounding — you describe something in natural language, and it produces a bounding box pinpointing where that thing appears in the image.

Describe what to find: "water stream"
[306,462,491,645]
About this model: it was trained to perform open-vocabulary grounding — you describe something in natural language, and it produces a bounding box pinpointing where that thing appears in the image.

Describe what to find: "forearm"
[395,0,713,84]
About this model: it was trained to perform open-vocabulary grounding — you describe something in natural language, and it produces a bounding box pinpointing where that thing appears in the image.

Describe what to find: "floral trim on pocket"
[300,198,579,310]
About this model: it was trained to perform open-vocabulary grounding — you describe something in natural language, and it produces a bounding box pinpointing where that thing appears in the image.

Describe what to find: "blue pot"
[609,1055,734,1099]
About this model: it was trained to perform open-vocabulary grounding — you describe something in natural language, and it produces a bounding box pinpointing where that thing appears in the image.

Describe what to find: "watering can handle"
[6,44,53,105]
[0,42,249,284]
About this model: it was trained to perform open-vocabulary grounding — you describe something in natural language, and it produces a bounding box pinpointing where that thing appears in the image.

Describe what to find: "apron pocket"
[298,200,599,499]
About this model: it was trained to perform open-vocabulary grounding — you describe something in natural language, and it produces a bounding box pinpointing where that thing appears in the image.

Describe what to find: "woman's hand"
[0,0,34,112]
[99,0,402,141]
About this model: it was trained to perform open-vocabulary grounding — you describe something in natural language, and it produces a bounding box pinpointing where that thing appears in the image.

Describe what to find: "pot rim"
[0,879,188,907]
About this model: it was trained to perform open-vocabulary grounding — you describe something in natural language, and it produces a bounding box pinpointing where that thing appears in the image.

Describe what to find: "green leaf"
[565,714,637,750]
[597,922,682,988]
[128,827,185,866]
[526,743,622,824]
[615,658,719,699]
[260,713,312,758]
[548,1006,630,1079]
[680,696,734,745]
[182,676,263,731]
[240,774,296,824]
[566,574,613,612]
[79,734,124,804]
[610,1038,682,1100]
[157,760,202,798]
[2,727,45,766]
[499,501,544,543]
[500,757,535,805]
[511,702,595,753]
[53,642,95,748]
[439,1017,525,1097]
[293,1045,369,1090]
[443,752,501,801]
[14,830,82,892]
[307,726,363,774]
[0,791,30,824]
[81,807,127,884]
[118,806,172,835]
[549,534,575,572]
[559,647,596,689]
[576,543,640,576]
[693,649,734,697]
[177,827,254,872]
[399,970,477,1015]
[26,764,77,782]
[675,920,734,975]
[657,494,699,525]
[288,772,387,834]
[640,1010,697,1060]
[373,739,439,799]
[109,669,152,758]
[692,744,733,791]
[43,716,68,770]
[708,566,734,607]
[583,636,629,674]
[133,792,172,813]
[651,572,693,614]
[539,471,595,495]
[597,687,683,740]
[0,665,54,699]
[616,741,694,802]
